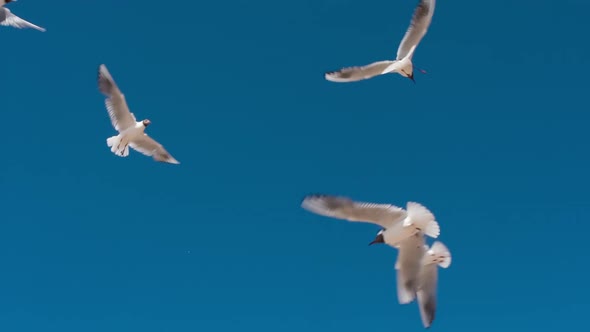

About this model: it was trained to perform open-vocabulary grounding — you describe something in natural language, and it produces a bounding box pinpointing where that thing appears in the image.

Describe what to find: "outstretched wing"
[396,0,436,60]
[129,134,180,164]
[417,263,438,328]
[394,233,426,304]
[301,194,406,228]
[97,64,137,132]
[325,61,395,83]
[0,8,46,32]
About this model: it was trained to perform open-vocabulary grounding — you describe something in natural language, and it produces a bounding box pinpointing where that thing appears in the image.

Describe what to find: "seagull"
[324,0,435,83]
[415,241,451,328]
[98,64,180,164]
[0,0,46,32]
[300,194,440,247]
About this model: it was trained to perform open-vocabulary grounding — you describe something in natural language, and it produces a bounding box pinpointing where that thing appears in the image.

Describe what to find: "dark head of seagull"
[398,66,416,83]
[369,229,385,246]
[401,68,415,84]
[142,119,151,127]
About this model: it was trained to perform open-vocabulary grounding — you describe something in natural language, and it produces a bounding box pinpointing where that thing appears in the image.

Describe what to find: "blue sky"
[1,0,589,330]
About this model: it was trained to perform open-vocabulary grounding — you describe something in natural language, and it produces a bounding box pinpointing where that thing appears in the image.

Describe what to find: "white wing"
[129,134,180,164]
[0,8,45,32]
[325,61,395,83]
[97,64,137,132]
[396,0,436,60]
[417,262,438,328]
[301,194,406,228]
[394,233,426,304]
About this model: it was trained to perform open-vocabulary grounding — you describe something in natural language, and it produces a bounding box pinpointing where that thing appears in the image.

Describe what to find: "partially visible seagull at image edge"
[0,0,46,32]
[98,64,180,164]
[325,0,435,83]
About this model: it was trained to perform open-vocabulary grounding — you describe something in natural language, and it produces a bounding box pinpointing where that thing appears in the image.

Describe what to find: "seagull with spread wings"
[1,0,45,32]
[98,64,180,164]
[325,0,435,83]
[301,194,440,247]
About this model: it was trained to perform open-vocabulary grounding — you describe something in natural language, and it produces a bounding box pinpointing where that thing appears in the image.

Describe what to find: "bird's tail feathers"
[106,135,129,157]
[106,135,118,148]
[425,241,452,268]
[404,202,439,239]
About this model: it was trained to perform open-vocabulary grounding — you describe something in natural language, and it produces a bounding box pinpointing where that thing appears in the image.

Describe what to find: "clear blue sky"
[0,0,588,330]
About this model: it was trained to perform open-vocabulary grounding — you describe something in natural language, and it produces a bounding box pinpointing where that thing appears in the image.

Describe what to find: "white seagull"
[300,194,440,247]
[98,64,180,164]
[0,0,46,32]
[325,0,435,83]
[415,241,451,328]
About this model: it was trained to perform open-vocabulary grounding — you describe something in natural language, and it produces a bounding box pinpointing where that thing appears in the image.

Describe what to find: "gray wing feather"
[0,8,45,32]
[301,194,406,228]
[98,64,136,132]
[325,61,395,83]
[417,263,438,328]
[395,233,426,304]
[396,0,436,60]
[129,134,180,164]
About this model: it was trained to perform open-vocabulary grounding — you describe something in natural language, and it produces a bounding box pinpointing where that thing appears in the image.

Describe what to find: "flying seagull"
[325,0,435,83]
[98,64,180,164]
[300,194,440,247]
[0,0,46,32]
[415,241,451,328]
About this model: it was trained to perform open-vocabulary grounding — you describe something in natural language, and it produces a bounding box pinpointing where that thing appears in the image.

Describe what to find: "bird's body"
[380,209,432,245]
[106,120,149,158]
[325,0,435,83]
[0,0,46,32]
[301,195,440,248]
[98,64,180,164]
